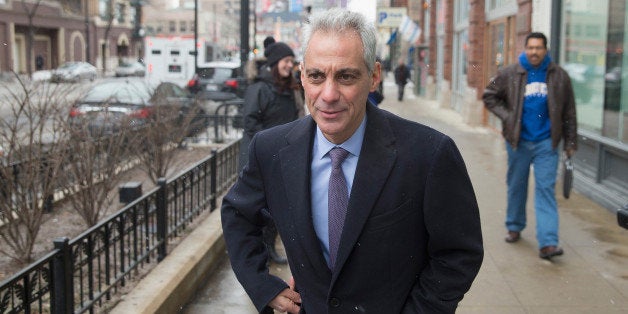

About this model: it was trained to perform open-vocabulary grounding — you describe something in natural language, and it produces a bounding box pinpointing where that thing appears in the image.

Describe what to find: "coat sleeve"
[221,134,289,313]
[243,83,270,138]
[482,70,511,121]
[404,136,484,313]
[560,70,578,151]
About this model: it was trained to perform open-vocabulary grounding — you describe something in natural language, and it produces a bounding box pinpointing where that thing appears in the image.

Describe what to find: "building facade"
[0,0,139,76]
[142,0,242,56]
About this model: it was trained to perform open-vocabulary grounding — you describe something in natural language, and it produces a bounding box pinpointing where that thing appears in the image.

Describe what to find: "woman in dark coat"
[239,41,304,264]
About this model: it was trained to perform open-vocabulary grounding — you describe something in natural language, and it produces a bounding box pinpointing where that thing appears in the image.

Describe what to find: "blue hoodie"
[518,52,551,142]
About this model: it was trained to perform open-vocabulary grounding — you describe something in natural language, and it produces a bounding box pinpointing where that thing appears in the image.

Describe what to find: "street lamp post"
[84,0,91,63]
[131,0,145,62]
[194,0,198,72]
[240,0,249,75]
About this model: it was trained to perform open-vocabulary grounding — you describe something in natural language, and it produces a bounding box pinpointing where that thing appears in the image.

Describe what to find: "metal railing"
[0,140,240,313]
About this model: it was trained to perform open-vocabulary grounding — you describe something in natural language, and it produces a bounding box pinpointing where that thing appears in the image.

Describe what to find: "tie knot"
[329,147,349,169]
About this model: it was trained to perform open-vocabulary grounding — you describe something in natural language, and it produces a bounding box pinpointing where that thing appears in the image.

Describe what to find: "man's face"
[524,38,547,67]
[301,30,380,144]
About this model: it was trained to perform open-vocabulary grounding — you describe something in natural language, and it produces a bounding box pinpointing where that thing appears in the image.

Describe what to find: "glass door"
[484,17,515,126]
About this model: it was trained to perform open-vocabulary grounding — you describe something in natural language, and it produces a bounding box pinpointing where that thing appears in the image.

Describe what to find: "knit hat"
[263,36,276,49]
[264,42,294,67]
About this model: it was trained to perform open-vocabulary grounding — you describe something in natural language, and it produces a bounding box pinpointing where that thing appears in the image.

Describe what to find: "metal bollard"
[118,181,142,203]
[618,204,628,230]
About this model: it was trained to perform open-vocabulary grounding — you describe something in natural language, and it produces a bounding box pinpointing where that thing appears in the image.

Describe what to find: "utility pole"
[240,0,249,75]
[84,0,91,63]
[194,0,198,72]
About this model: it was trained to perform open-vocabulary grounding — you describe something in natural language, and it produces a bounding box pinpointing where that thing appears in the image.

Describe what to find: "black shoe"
[539,246,564,259]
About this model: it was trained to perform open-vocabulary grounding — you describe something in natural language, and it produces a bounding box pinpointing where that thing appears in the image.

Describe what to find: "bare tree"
[60,127,134,226]
[0,75,70,263]
[134,99,207,184]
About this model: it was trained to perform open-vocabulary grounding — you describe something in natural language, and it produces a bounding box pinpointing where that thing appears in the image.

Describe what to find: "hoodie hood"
[519,51,550,72]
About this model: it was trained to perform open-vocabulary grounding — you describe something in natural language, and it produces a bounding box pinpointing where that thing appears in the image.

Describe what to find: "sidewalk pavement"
[115,79,628,313]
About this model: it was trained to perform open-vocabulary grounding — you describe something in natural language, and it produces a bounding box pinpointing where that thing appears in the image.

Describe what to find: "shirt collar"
[314,115,367,160]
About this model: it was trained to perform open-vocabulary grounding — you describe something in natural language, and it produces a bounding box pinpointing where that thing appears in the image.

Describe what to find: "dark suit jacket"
[221,104,483,313]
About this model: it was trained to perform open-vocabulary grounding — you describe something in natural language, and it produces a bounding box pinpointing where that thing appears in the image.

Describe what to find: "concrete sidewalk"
[115,80,628,313]
[385,88,628,313]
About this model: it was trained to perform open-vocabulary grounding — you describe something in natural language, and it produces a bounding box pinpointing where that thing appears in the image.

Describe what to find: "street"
[182,75,628,313]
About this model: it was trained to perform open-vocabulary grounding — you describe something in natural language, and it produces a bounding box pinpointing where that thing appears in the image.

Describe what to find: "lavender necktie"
[328,147,350,269]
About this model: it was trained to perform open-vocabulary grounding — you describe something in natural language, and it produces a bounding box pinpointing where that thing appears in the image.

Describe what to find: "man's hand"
[269,277,301,313]
[566,148,576,158]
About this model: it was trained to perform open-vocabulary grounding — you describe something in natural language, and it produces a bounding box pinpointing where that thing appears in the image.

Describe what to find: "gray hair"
[301,8,377,74]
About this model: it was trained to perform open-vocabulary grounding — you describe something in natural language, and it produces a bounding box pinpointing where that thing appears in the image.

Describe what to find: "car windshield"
[59,62,79,69]
[120,62,142,68]
[83,81,152,104]
[197,67,233,81]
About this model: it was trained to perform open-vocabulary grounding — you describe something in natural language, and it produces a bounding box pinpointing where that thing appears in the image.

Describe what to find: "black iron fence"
[0,140,240,313]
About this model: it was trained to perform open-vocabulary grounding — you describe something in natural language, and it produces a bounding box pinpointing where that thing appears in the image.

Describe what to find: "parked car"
[51,62,98,82]
[69,78,207,138]
[186,61,247,99]
[115,61,146,77]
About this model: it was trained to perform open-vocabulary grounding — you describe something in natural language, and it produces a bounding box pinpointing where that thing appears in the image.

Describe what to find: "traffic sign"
[377,7,407,28]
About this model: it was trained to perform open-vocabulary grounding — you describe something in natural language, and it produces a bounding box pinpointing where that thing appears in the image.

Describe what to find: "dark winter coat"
[222,104,484,313]
[239,65,303,170]
[394,64,410,86]
[243,67,300,136]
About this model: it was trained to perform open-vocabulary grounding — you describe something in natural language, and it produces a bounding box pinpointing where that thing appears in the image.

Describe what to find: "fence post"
[210,149,217,210]
[156,178,168,262]
[52,237,73,313]
[42,155,54,212]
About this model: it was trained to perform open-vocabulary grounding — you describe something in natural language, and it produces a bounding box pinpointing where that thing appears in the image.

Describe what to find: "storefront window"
[455,0,469,23]
[99,0,110,19]
[562,0,627,143]
[452,29,468,113]
[603,0,627,142]
[487,0,514,10]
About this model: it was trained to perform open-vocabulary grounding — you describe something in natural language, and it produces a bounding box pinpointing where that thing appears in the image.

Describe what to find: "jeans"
[505,138,559,248]
[397,84,405,101]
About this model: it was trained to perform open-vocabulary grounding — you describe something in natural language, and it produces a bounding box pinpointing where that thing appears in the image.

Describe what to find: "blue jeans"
[505,138,559,248]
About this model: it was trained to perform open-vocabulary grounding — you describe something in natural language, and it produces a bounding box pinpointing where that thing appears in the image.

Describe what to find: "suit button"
[329,297,341,307]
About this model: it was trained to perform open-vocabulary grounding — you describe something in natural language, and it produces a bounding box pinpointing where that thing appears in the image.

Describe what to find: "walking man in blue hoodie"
[483,32,578,260]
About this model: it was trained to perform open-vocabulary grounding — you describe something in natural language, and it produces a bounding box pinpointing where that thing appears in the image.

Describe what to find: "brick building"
[0,0,138,76]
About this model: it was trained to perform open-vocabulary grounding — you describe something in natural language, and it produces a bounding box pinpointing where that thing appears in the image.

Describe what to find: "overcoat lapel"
[333,106,397,281]
[277,107,397,282]
[278,117,331,274]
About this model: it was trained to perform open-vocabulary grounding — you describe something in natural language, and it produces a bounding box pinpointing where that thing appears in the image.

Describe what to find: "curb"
[110,209,226,314]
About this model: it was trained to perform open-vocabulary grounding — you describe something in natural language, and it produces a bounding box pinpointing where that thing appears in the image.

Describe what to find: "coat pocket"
[363,198,415,233]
